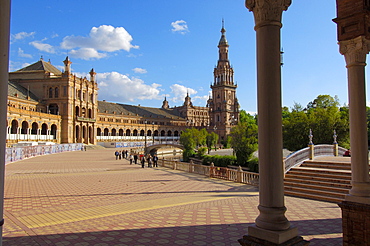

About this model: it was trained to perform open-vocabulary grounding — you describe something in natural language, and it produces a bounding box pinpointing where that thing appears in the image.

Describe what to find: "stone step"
[284,189,344,204]
[284,177,351,189]
[284,181,349,194]
[287,168,352,180]
[300,162,352,170]
[284,185,345,200]
[284,173,351,184]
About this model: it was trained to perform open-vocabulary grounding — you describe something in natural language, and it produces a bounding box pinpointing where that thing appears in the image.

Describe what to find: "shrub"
[247,158,259,173]
[197,147,207,158]
[202,155,236,167]
[183,149,195,162]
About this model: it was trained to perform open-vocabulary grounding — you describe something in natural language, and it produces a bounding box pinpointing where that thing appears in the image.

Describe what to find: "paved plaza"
[3,149,342,245]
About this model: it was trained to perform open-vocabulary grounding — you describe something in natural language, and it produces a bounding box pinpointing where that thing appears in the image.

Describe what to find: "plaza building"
[6,25,239,147]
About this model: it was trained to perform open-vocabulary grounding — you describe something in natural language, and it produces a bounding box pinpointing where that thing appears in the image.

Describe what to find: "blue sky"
[9,0,363,114]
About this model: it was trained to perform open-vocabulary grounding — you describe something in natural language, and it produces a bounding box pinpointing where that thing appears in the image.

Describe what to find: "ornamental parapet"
[76,117,96,123]
[7,107,61,120]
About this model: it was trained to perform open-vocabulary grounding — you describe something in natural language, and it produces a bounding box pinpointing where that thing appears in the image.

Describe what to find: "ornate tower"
[209,21,239,142]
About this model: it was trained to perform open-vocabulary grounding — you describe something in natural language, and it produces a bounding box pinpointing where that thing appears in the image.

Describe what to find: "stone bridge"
[144,143,184,155]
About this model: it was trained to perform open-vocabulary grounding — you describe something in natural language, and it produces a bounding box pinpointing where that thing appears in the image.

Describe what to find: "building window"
[55,87,59,98]
[49,87,53,98]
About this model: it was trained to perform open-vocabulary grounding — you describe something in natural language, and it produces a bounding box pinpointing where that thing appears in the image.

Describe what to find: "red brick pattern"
[3,149,342,245]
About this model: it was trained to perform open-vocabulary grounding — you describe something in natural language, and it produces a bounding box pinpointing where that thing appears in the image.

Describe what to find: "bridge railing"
[284,144,348,173]
[158,159,259,186]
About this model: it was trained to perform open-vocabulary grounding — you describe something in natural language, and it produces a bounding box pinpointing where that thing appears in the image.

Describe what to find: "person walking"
[134,154,138,164]
[129,154,133,164]
[115,150,119,160]
[153,155,158,167]
[147,155,152,168]
[141,156,145,168]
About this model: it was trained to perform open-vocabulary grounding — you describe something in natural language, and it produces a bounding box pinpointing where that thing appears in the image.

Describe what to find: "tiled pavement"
[3,149,342,245]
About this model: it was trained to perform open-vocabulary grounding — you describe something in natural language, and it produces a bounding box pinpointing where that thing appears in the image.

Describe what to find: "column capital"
[339,36,370,67]
[245,0,291,29]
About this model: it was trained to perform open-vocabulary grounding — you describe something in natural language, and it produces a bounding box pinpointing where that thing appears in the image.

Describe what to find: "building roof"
[16,59,62,75]
[98,100,185,120]
[8,81,39,102]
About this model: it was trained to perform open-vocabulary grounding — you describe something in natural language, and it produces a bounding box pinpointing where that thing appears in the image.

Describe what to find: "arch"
[88,108,92,118]
[21,121,28,134]
[31,122,38,135]
[167,130,172,136]
[154,130,159,136]
[160,130,165,136]
[147,130,152,136]
[11,119,18,134]
[103,128,109,136]
[51,124,57,139]
[41,123,48,135]
[75,106,80,117]
[174,131,179,137]
[140,130,145,136]
[97,128,101,136]
[112,128,117,136]
[119,129,124,136]
[126,129,131,136]
[49,104,59,115]
[133,129,138,136]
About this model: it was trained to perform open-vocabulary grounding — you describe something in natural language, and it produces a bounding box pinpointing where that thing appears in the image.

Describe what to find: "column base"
[239,234,309,246]
[238,225,309,245]
[339,201,370,246]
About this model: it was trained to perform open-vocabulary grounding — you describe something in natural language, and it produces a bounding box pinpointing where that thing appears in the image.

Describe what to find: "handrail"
[284,144,348,173]
[158,159,259,186]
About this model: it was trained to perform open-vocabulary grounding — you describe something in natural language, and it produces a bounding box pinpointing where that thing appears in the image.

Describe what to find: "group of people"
[114,149,158,168]
[114,150,129,160]
[140,154,158,168]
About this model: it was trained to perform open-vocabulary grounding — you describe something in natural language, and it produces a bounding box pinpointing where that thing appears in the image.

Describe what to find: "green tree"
[307,94,340,109]
[229,115,258,166]
[206,132,219,153]
[180,128,196,161]
[282,95,349,151]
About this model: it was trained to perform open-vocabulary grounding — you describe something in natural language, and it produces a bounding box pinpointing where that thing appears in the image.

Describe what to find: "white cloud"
[171,20,189,34]
[18,48,33,58]
[69,48,107,60]
[11,31,35,42]
[132,68,147,74]
[29,41,56,53]
[60,25,139,60]
[96,71,161,102]
[9,61,31,72]
[170,84,197,103]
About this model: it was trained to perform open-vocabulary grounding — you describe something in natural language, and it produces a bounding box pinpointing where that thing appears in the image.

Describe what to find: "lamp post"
[152,122,155,144]
[213,125,217,150]
[144,120,147,148]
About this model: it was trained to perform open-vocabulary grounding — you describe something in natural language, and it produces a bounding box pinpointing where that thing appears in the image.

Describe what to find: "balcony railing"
[7,133,55,141]
[76,117,96,123]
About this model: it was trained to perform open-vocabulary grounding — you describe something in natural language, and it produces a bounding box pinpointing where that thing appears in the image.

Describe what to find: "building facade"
[6,25,238,147]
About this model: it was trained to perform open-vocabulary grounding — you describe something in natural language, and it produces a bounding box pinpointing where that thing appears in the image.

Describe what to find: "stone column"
[339,36,370,204]
[240,0,308,245]
[0,0,11,244]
